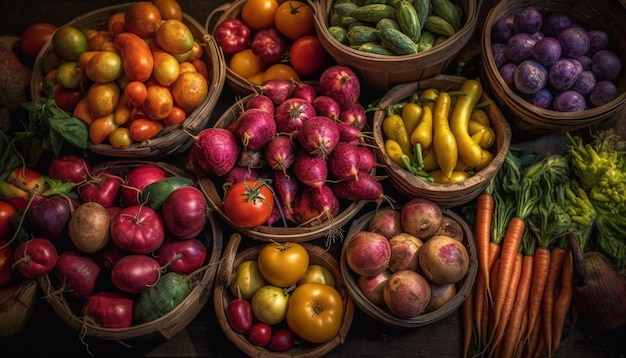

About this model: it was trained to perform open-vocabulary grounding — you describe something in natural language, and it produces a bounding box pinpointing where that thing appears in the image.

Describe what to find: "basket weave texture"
[30,3,226,158]
[38,161,223,343]
[312,0,480,91]
[481,0,626,133]
[340,207,477,329]
[214,233,355,357]
[198,95,371,243]
[372,75,512,208]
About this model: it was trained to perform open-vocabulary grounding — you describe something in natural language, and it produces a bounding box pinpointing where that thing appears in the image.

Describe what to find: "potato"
[431,215,464,242]
[418,235,469,285]
[383,270,431,318]
[68,202,111,253]
[388,233,423,273]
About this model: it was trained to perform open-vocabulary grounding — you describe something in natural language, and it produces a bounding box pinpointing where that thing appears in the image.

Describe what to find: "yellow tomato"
[241,0,278,30]
[262,63,299,82]
[257,242,309,288]
[229,49,263,79]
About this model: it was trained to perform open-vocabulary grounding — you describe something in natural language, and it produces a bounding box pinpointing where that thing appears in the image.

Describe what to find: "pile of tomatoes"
[224,241,345,352]
[35,0,212,149]
[215,0,330,84]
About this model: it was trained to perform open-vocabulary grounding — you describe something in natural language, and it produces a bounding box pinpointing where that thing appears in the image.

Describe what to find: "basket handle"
[204,2,232,34]
[218,233,242,287]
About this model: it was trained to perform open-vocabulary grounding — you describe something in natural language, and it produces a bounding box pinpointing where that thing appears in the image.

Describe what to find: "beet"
[297,116,341,159]
[328,141,361,181]
[265,134,296,173]
[188,128,239,176]
[274,97,316,134]
[312,95,341,120]
[330,171,384,202]
[291,82,318,102]
[337,122,363,143]
[338,102,366,130]
[260,79,296,105]
[356,146,378,172]
[318,65,360,109]
[238,149,265,169]
[293,151,328,190]
[245,94,275,115]
[273,169,299,214]
[311,184,340,223]
[223,166,259,192]
[292,187,324,226]
[235,108,277,151]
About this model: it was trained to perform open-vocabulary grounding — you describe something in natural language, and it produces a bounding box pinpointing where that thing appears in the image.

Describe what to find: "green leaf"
[48,115,89,149]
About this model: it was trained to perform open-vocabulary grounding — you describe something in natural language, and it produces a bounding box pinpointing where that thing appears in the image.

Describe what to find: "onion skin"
[570,233,626,331]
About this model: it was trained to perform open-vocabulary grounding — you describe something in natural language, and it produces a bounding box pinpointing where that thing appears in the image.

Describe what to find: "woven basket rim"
[30,2,227,158]
[480,0,626,133]
[372,74,512,208]
[340,207,478,328]
[213,233,355,357]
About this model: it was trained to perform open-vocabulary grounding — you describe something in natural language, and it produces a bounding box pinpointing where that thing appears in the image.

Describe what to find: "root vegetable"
[188,128,239,176]
[291,82,318,103]
[425,282,456,312]
[328,142,361,181]
[245,94,275,115]
[259,79,295,105]
[274,97,316,134]
[419,235,470,284]
[265,135,296,173]
[312,95,340,120]
[235,108,277,151]
[318,65,360,109]
[367,208,402,239]
[431,215,464,242]
[383,270,431,318]
[345,231,391,276]
[357,270,390,307]
[297,115,340,159]
[338,102,366,130]
[273,170,299,216]
[293,151,327,190]
[330,171,385,202]
[388,233,423,273]
[401,197,443,240]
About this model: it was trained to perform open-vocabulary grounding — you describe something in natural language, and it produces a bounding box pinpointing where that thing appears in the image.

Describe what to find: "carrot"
[513,306,529,358]
[525,246,551,344]
[499,253,534,358]
[462,281,475,358]
[475,240,502,346]
[488,251,523,355]
[490,216,525,339]
[552,249,573,356]
[473,268,487,346]
[542,246,567,357]
[475,193,495,301]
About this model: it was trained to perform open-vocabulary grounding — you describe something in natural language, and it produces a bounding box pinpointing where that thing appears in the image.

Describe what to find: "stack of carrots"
[462,151,594,358]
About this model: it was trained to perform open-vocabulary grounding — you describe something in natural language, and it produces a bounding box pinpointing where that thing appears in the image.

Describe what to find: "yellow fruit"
[52,26,88,60]
[86,51,123,83]
[55,61,82,89]
[170,71,208,111]
[155,19,194,54]
[86,82,120,117]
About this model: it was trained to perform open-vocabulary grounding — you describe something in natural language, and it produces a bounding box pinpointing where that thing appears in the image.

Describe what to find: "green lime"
[52,26,87,60]
[56,61,82,89]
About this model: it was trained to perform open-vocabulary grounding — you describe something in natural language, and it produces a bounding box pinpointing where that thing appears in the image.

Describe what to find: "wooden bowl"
[30,3,226,158]
[340,207,477,329]
[214,233,355,356]
[371,75,512,208]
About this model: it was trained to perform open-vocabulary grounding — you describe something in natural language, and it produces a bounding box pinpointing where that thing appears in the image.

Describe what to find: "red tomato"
[20,22,57,60]
[48,154,91,184]
[0,240,15,286]
[124,80,148,107]
[82,291,134,328]
[274,1,315,40]
[13,238,58,279]
[289,35,328,78]
[223,179,274,228]
[0,201,16,240]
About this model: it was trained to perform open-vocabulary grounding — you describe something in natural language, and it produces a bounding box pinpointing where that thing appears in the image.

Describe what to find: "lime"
[52,26,88,60]
[56,61,82,89]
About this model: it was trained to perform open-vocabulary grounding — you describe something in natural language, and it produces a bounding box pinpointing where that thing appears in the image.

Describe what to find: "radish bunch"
[189,65,385,228]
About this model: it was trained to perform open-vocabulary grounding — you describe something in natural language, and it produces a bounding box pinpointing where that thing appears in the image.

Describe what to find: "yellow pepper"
[429,169,470,184]
[401,102,423,136]
[385,139,405,167]
[422,148,439,171]
[410,105,433,150]
[420,88,439,110]
[474,149,494,171]
[450,79,484,167]
[432,91,457,180]
[470,108,491,127]
[382,113,414,161]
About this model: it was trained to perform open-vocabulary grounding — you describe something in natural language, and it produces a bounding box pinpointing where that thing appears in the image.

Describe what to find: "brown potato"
[68,201,111,253]
[418,235,470,285]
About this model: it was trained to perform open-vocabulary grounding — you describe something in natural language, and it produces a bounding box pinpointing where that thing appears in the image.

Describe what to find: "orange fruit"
[52,26,88,60]
[143,84,173,120]
[89,113,118,144]
[170,71,208,111]
[153,0,183,21]
[86,82,121,117]
[87,31,114,51]
[56,61,82,89]
[152,51,180,86]
[124,2,162,37]
[86,51,123,83]
[155,19,195,54]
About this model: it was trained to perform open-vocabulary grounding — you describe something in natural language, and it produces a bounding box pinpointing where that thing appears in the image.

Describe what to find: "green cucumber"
[376,17,401,31]
[378,26,417,55]
[347,25,380,45]
[347,4,397,23]
[328,25,349,44]
[395,0,421,43]
[424,15,456,37]
[412,0,430,30]
[417,30,436,52]
[134,272,192,324]
[358,42,396,55]
[431,0,462,31]
[142,176,194,210]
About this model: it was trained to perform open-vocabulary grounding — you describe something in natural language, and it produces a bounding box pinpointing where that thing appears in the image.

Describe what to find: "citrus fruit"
[155,19,195,54]
[52,26,88,60]
[86,51,123,83]
[56,61,82,89]
[171,71,208,111]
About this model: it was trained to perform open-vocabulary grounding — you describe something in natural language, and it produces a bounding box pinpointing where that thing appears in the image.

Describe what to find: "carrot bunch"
[463,151,592,358]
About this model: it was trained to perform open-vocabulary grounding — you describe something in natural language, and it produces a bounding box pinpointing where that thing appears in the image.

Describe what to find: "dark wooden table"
[1,0,625,357]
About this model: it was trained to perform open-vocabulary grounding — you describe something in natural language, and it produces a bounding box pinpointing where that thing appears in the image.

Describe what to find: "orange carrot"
[462,282,475,358]
[473,269,487,346]
[490,216,525,339]
[476,240,502,346]
[499,253,534,358]
[542,246,567,357]
[475,193,495,301]
[525,246,551,344]
[514,306,529,358]
[489,251,523,354]
[552,250,573,356]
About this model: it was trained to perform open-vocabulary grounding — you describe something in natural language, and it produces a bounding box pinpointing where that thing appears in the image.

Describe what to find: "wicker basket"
[214,232,355,356]
[481,0,626,133]
[372,75,511,208]
[312,0,480,91]
[340,207,477,329]
[30,3,226,158]
[197,94,371,242]
[37,160,223,345]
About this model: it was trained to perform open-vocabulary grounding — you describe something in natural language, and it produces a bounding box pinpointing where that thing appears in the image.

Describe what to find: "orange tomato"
[130,118,164,142]
[90,114,118,144]
[163,104,187,125]
[86,82,121,117]
[153,0,183,21]
[124,2,162,37]
[114,32,154,82]
[109,127,133,149]
[114,95,132,126]
[124,81,148,107]
[191,59,210,80]
[170,71,208,111]
[262,63,299,82]
[229,49,263,79]
[241,0,278,30]
[87,30,114,51]
[274,1,315,40]
[142,84,173,120]
[187,41,204,62]
[73,97,95,125]
[178,61,197,74]
[107,12,126,36]
[152,51,180,86]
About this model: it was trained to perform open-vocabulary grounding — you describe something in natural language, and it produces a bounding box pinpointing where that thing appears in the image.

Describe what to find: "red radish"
[293,151,327,190]
[236,108,276,151]
[357,146,378,172]
[238,149,266,169]
[338,102,366,130]
[274,97,316,134]
[260,79,295,105]
[318,65,360,109]
[188,128,239,176]
[297,116,341,159]
[246,94,275,115]
[312,95,340,120]
[291,82,318,102]
[111,254,161,294]
[345,230,391,276]
[265,135,296,173]
[330,171,385,202]
[273,170,299,216]
[311,184,340,223]
[223,166,260,192]
[328,141,361,181]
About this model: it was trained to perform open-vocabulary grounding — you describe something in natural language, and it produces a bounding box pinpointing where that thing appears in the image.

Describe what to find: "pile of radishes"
[188,65,384,228]
[344,198,471,319]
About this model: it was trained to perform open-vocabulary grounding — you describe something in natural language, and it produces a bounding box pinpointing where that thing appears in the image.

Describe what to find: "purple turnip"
[338,102,366,130]
[274,97,316,134]
[587,29,609,55]
[188,127,239,176]
[222,166,259,192]
[541,12,573,38]
[528,88,553,108]
[506,33,538,63]
[293,151,327,190]
[589,81,618,107]
[572,70,596,95]
[531,37,561,67]
[558,26,590,58]
[553,90,587,112]
[245,94,275,115]
[512,6,543,35]
[549,58,579,91]
[259,79,296,105]
[513,59,547,94]
[312,95,341,120]
[492,43,508,69]
[330,171,385,202]
[492,15,514,43]
[328,141,361,181]
[499,62,517,87]
[273,169,299,215]
[318,65,360,109]
[291,82,318,102]
[591,50,622,81]
[265,134,296,173]
[235,108,276,151]
[297,116,341,159]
